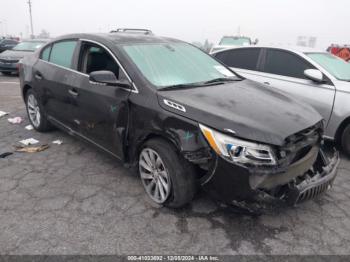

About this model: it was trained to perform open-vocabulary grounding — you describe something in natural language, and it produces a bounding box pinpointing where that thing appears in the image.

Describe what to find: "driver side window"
[78,42,124,80]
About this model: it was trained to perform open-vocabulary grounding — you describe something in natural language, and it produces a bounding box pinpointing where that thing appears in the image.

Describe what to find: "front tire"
[138,138,197,208]
[25,89,52,132]
[341,124,350,156]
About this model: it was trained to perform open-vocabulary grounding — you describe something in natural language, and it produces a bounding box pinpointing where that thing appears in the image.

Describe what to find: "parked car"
[213,46,350,156]
[0,39,48,75]
[19,33,339,208]
[0,38,19,53]
[327,44,350,62]
[210,36,258,54]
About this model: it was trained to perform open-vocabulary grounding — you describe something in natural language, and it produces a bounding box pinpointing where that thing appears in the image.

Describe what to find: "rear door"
[213,48,264,82]
[34,40,79,128]
[68,40,131,160]
[259,48,335,124]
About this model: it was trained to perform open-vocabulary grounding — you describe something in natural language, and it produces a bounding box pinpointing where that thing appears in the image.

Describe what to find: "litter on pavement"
[0,152,13,158]
[15,144,49,153]
[8,117,23,124]
[0,111,9,118]
[25,125,34,130]
[19,138,39,146]
[52,140,63,145]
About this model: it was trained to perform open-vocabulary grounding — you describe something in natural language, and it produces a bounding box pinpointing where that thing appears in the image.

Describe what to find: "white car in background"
[209,36,258,54]
[212,46,350,155]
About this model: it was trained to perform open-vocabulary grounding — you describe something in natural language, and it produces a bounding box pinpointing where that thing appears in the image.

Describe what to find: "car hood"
[0,50,33,60]
[157,79,323,146]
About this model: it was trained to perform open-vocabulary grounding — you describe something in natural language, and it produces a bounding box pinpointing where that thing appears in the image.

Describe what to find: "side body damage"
[19,33,339,207]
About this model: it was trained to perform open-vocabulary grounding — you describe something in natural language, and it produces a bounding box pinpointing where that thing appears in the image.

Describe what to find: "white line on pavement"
[0,82,19,84]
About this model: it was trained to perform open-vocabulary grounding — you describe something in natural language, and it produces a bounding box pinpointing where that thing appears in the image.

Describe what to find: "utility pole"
[27,0,34,38]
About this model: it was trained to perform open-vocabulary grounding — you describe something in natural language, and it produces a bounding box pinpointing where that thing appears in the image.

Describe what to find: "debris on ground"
[0,152,13,158]
[19,138,39,146]
[14,144,49,153]
[52,140,63,145]
[0,111,9,118]
[8,117,23,124]
[25,125,34,130]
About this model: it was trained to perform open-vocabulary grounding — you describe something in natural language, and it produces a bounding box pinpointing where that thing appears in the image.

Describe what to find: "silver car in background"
[212,46,350,155]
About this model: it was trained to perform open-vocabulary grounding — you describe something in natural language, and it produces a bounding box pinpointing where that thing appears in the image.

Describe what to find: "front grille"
[297,180,332,203]
[277,122,323,167]
[0,58,19,63]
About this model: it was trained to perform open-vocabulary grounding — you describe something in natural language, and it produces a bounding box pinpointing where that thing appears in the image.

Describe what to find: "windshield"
[306,52,350,81]
[122,43,237,88]
[12,41,45,51]
[219,37,251,46]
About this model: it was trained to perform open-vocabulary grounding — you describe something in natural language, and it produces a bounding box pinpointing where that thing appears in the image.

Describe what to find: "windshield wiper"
[203,77,240,84]
[159,82,205,91]
[159,77,241,91]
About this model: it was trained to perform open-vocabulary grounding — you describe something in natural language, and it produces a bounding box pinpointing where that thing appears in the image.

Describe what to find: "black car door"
[68,40,131,160]
[34,40,80,128]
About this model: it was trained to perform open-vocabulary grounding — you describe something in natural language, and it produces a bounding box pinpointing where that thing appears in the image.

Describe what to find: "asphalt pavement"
[0,73,350,255]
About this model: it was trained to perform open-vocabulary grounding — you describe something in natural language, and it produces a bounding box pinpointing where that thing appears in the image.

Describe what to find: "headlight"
[199,124,277,166]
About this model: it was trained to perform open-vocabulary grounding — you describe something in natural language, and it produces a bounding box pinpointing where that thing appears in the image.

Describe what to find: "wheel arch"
[335,116,350,144]
[130,132,181,165]
[22,84,33,99]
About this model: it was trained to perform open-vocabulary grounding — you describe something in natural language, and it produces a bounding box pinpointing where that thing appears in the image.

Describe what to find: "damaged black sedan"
[19,31,339,208]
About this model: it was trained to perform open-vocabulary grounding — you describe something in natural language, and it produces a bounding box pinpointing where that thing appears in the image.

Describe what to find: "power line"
[27,0,34,38]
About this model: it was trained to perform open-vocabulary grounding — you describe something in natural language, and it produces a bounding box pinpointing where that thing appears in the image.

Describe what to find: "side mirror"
[89,70,131,88]
[253,38,259,45]
[304,69,324,83]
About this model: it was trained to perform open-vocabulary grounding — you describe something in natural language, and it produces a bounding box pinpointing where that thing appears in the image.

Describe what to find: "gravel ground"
[0,74,350,255]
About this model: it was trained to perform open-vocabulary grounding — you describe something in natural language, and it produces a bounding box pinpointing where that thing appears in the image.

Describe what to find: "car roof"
[213,45,326,55]
[52,33,183,45]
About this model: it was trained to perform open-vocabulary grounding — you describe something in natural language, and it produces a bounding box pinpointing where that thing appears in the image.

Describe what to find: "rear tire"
[1,72,12,76]
[341,124,350,157]
[25,89,53,132]
[138,138,197,208]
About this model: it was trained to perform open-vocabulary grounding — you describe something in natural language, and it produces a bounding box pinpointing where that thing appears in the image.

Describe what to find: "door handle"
[263,82,270,85]
[68,88,79,97]
[34,72,43,80]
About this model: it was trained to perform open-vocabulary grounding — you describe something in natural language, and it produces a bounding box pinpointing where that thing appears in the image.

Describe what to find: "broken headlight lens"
[199,124,277,166]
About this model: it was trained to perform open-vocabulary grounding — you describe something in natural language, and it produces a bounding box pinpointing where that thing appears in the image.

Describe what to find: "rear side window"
[215,48,260,70]
[49,40,77,68]
[264,49,314,79]
[41,45,51,61]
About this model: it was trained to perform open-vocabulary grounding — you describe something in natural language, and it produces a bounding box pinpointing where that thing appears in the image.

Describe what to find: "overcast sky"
[1,0,349,48]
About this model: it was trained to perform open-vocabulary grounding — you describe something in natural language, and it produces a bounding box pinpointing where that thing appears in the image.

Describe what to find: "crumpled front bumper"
[283,149,339,205]
[201,147,340,206]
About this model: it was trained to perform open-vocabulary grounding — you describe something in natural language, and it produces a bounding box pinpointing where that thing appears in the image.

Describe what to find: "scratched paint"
[183,131,194,142]
[110,105,117,112]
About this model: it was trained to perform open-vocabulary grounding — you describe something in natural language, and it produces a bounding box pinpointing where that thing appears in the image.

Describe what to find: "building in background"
[297,36,317,48]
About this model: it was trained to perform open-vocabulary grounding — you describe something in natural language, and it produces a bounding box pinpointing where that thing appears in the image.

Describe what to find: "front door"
[69,41,131,160]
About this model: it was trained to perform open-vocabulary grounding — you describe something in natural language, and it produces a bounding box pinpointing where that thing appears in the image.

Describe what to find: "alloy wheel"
[27,94,41,128]
[139,148,171,204]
